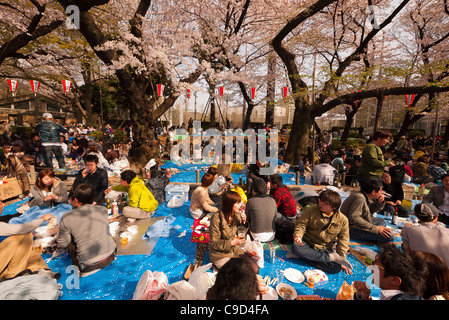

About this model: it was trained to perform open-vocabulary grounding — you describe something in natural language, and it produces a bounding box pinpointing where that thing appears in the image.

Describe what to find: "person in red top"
[270,174,298,221]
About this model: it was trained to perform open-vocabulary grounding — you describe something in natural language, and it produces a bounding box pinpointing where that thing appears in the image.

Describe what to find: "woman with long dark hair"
[209,190,250,269]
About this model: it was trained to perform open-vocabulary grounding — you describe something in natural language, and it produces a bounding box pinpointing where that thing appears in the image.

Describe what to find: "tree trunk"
[373,95,385,132]
[340,102,362,143]
[283,99,313,164]
[265,51,276,126]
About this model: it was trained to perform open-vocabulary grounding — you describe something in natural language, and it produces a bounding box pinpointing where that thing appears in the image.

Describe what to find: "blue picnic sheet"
[1,179,410,300]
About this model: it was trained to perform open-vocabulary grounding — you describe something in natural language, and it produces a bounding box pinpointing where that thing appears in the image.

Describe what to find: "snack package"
[336,281,355,300]
[303,269,328,284]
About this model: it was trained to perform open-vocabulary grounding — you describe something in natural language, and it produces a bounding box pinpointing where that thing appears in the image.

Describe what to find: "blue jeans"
[291,241,341,274]
[41,145,65,169]
[350,217,396,243]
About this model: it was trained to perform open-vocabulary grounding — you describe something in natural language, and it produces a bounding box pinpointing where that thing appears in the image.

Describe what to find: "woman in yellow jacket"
[107,170,158,219]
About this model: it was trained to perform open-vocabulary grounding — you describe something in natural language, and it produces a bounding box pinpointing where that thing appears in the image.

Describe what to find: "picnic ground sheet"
[2,161,422,301]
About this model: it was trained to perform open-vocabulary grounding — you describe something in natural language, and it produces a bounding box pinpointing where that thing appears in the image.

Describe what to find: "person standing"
[35,113,68,168]
[358,130,395,184]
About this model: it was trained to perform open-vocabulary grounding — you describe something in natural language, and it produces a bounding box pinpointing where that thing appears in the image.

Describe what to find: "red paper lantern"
[219,86,224,96]
[30,80,40,94]
[7,79,19,96]
[283,86,288,99]
[62,80,72,92]
[251,87,255,100]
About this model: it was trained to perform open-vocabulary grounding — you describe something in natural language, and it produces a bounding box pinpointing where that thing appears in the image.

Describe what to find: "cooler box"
[165,184,190,203]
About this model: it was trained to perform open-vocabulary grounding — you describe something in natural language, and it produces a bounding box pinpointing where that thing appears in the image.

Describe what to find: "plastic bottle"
[391,207,398,225]
[112,200,119,217]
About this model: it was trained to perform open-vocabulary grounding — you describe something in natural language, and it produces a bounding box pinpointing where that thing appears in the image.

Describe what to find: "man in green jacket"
[291,190,352,274]
[358,130,395,183]
[107,170,159,219]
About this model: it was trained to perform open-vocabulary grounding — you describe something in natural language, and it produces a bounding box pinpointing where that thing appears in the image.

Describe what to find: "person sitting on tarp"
[190,173,219,226]
[379,170,410,218]
[246,178,277,243]
[0,199,58,282]
[28,169,68,208]
[291,189,352,274]
[106,170,158,220]
[340,178,395,243]
[57,183,116,277]
[73,154,108,205]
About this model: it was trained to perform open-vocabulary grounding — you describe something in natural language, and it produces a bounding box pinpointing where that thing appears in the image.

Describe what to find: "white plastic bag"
[105,190,127,202]
[244,236,264,268]
[188,263,215,300]
[132,270,168,300]
[167,194,185,208]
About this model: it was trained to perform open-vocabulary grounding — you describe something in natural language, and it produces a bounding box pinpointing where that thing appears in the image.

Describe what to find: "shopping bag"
[243,236,264,268]
[132,270,168,300]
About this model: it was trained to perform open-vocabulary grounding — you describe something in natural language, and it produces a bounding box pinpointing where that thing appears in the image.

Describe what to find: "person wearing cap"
[35,113,68,168]
[423,174,449,226]
[401,203,449,267]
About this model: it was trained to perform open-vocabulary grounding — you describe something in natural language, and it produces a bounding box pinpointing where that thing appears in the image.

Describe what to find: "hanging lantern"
[219,86,224,96]
[7,79,19,96]
[30,80,40,94]
[187,89,191,98]
[405,94,415,108]
[283,86,288,99]
[62,80,72,92]
[157,84,163,97]
[251,87,255,100]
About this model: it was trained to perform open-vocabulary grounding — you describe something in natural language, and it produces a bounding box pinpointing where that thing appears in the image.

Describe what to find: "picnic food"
[336,281,355,300]
[279,286,293,297]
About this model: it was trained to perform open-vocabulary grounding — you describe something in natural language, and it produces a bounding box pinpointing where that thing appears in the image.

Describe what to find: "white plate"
[258,286,278,300]
[276,283,297,300]
[283,268,305,283]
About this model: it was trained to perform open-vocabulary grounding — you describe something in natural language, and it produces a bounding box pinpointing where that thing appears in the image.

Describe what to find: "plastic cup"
[307,275,315,288]
[276,269,284,284]
[121,232,129,245]
[270,247,276,264]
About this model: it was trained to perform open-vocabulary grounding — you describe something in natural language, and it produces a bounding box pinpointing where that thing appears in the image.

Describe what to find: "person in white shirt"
[352,244,427,300]
[313,154,337,185]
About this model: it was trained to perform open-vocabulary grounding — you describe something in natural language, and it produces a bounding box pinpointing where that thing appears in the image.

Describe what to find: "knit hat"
[414,203,439,222]
[42,112,53,119]
[252,178,267,195]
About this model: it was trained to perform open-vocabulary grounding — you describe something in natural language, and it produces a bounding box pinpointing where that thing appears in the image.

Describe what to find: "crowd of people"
[1,113,449,301]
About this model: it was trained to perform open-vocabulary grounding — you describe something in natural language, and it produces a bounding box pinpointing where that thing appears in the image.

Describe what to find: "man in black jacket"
[73,154,109,205]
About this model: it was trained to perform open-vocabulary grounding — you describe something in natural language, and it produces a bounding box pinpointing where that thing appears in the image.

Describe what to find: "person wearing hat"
[35,113,68,168]
[401,202,449,267]
[245,178,277,242]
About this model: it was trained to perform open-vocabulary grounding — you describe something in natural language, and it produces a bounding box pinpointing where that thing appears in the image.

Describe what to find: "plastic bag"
[243,236,264,268]
[336,281,354,300]
[188,263,215,300]
[167,194,185,208]
[132,270,168,300]
[105,190,127,202]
